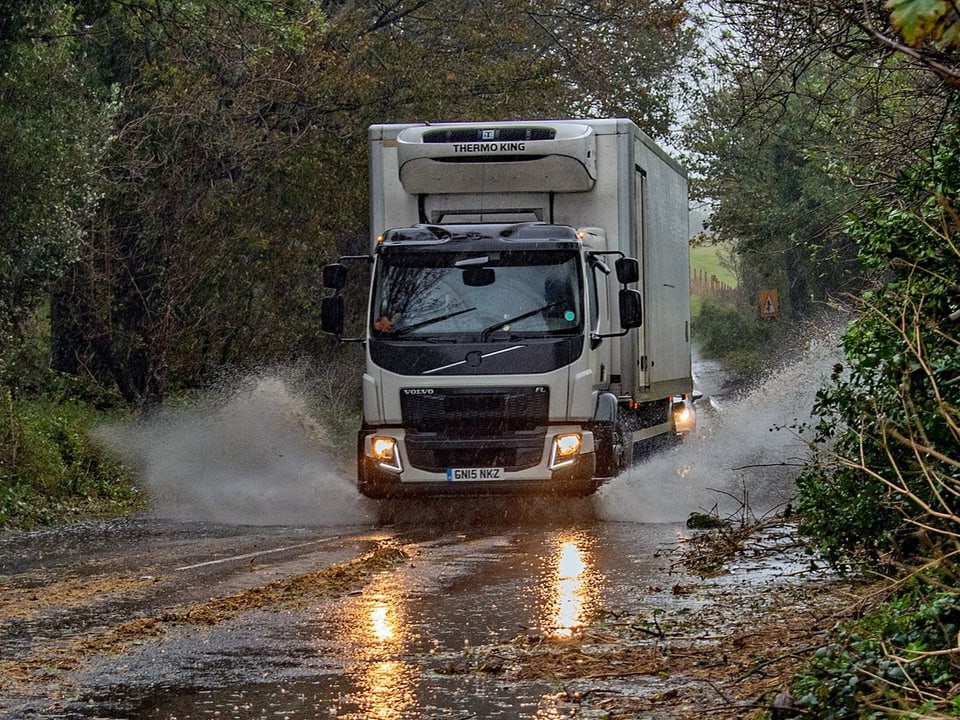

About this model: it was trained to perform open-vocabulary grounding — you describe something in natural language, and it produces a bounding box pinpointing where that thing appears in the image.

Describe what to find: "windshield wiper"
[480,303,560,342]
[393,306,477,336]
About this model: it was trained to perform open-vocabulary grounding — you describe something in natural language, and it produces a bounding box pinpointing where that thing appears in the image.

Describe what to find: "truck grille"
[401,386,548,433]
[400,386,549,472]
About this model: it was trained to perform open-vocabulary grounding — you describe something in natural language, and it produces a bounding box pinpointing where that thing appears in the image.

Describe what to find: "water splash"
[94,374,375,526]
[596,332,843,524]
[92,332,841,528]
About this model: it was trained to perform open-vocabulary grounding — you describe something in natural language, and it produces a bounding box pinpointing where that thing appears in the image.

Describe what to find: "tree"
[49,0,698,405]
[878,0,960,83]
[686,66,862,321]
[696,1,958,177]
[686,0,960,326]
[0,2,113,387]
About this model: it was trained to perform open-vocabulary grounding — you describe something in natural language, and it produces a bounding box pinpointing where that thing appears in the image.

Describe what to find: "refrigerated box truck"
[321,118,695,498]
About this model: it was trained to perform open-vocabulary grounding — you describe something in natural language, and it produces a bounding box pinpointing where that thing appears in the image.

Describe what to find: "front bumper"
[356,428,598,498]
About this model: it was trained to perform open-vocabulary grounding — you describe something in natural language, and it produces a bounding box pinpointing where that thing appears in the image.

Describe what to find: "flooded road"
[1,344,846,718]
[0,507,656,717]
[0,499,839,720]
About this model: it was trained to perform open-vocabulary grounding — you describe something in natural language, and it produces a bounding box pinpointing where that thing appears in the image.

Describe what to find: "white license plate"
[446,467,504,481]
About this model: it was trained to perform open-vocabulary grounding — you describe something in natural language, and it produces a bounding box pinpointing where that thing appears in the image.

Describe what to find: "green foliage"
[791,583,960,718]
[0,385,141,530]
[795,460,895,569]
[797,126,960,567]
[887,0,960,48]
[0,2,115,383]
[691,299,779,375]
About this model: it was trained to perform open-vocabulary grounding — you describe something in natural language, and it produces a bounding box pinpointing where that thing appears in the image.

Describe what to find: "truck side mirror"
[320,295,345,335]
[322,263,348,290]
[619,289,642,329]
[615,257,639,284]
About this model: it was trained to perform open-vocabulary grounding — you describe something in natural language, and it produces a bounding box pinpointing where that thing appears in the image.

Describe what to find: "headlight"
[368,436,403,473]
[672,398,695,434]
[549,433,582,470]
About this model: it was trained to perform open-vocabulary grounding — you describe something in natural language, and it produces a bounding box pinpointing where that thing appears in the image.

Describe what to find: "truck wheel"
[358,459,394,499]
[358,481,389,499]
[593,421,617,478]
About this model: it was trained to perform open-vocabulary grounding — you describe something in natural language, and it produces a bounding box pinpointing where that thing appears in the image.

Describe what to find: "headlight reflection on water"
[543,534,602,639]
[337,592,417,720]
[369,600,397,643]
[353,659,417,720]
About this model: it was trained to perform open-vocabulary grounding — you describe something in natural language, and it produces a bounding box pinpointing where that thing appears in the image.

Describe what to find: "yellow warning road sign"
[760,289,779,318]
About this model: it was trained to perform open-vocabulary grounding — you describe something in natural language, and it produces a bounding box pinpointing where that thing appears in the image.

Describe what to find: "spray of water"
[93,373,376,526]
[596,332,843,524]
[92,331,841,528]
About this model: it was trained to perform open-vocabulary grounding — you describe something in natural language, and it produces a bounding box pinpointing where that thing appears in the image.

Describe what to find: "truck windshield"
[371,250,583,340]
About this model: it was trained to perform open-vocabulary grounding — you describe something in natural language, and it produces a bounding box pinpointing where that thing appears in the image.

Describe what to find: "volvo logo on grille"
[402,388,435,395]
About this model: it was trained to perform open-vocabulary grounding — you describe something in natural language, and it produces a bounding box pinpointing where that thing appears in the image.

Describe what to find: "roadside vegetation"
[687,242,787,378]
[2,0,959,715]
[788,131,960,719]
[0,384,143,528]
[686,3,960,715]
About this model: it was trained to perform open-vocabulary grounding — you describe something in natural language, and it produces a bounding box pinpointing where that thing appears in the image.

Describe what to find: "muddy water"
[93,374,377,528]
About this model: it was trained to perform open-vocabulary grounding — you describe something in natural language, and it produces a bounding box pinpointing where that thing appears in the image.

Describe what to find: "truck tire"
[594,413,634,479]
[358,456,394,499]
[593,421,617,479]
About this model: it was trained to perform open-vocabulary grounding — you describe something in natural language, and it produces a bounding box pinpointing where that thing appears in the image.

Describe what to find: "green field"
[690,243,737,288]
[689,242,737,317]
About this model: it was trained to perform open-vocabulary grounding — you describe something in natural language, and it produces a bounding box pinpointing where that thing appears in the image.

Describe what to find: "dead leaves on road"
[1,542,408,694]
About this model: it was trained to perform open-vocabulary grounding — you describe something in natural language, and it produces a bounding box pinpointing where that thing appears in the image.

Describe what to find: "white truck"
[321,118,695,498]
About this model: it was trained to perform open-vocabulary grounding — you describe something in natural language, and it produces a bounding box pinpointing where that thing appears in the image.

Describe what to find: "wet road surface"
[0,497,833,720]
[0,347,843,719]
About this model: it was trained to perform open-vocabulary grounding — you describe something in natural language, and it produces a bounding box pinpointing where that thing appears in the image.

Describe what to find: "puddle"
[45,521,834,720]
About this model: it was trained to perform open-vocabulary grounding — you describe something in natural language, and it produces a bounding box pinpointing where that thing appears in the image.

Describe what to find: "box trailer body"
[322,118,694,497]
